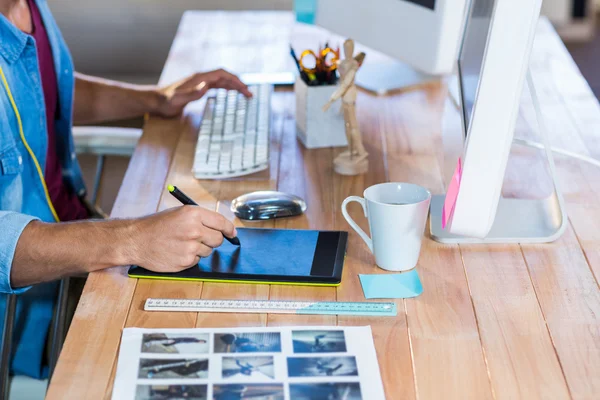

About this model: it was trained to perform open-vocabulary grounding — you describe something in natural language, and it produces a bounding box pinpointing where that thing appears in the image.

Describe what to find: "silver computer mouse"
[230,191,307,220]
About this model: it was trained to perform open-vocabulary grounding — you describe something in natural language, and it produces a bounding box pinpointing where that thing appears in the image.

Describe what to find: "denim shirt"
[0,0,86,378]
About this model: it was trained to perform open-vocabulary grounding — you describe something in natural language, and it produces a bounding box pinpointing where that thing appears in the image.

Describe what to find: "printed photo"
[141,333,210,354]
[212,384,284,400]
[214,332,281,353]
[287,356,358,377]
[222,356,275,379]
[289,382,362,400]
[135,384,207,400]
[292,330,347,353]
[137,358,209,379]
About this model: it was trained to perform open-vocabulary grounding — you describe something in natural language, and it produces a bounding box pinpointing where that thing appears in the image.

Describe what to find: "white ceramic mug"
[342,182,431,271]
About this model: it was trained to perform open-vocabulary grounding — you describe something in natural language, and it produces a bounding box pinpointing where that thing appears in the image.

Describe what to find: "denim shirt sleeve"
[0,211,37,294]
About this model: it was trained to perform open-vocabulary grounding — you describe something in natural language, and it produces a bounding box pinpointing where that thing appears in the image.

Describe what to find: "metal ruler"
[144,298,397,317]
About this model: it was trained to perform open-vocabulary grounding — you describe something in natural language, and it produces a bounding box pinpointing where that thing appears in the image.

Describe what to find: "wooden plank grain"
[443,53,579,398]
[103,117,202,398]
[124,116,205,330]
[193,202,270,329]
[505,24,600,398]
[46,118,182,399]
[446,106,572,399]
[333,93,416,400]
[381,89,493,400]
[521,225,600,399]
[193,90,286,329]
[505,159,599,400]
[511,26,600,397]
[461,244,571,399]
[102,57,287,397]
[269,93,337,327]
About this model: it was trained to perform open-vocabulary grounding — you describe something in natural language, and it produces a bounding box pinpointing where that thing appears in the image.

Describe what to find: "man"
[0,0,251,378]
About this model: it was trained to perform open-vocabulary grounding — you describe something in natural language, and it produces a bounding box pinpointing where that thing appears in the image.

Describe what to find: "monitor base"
[356,62,439,96]
[429,71,567,244]
[429,195,566,244]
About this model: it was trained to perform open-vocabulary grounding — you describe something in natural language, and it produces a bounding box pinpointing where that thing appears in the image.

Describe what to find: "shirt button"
[71,152,76,160]
[64,69,69,74]
[18,156,22,165]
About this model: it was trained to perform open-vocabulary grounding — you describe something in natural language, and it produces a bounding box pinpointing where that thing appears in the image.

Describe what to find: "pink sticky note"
[442,158,462,229]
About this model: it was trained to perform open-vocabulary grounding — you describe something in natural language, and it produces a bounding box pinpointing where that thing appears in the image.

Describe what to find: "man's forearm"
[11,219,135,288]
[9,206,239,291]
[73,73,161,125]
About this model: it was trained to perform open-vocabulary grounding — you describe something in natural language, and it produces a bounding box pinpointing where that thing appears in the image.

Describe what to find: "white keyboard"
[192,84,272,179]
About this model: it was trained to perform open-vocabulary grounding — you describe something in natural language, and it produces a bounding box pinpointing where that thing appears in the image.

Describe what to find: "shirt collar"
[0,12,29,64]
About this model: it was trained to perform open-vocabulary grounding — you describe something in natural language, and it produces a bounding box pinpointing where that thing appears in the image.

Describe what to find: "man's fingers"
[179,85,210,103]
[177,255,200,270]
[206,69,252,97]
[190,255,201,267]
[199,228,224,248]
[227,78,252,97]
[222,75,252,97]
[200,211,237,238]
[195,243,213,258]
[185,73,212,89]
[166,69,250,99]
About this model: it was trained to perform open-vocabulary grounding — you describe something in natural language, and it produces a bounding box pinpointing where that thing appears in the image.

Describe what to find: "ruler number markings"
[145,298,397,317]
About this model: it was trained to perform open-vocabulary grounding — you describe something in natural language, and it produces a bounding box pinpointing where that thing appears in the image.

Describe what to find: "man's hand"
[128,206,237,273]
[73,70,251,125]
[10,206,237,288]
[153,69,252,118]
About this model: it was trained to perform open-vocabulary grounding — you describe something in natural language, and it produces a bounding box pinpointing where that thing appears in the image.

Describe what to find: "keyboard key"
[193,84,271,179]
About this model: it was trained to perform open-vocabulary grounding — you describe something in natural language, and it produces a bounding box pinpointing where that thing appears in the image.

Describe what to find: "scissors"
[299,47,340,74]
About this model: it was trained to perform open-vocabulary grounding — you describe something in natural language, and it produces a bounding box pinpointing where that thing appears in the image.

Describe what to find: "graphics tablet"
[128,228,348,286]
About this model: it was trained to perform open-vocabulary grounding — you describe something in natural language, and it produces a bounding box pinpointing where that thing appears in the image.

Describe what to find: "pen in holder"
[295,77,347,149]
[291,44,347,148]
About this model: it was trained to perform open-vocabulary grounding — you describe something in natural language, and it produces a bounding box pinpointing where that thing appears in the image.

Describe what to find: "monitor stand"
[356,61,439,96]
[429,72,568,244]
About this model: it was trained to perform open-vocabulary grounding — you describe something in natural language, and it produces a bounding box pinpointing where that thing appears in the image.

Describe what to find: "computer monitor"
[304,0,468,94]
[430,0,566,243]
[445,0,542,238]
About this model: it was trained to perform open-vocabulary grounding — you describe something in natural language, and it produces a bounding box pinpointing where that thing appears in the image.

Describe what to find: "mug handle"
[341,196,373,251]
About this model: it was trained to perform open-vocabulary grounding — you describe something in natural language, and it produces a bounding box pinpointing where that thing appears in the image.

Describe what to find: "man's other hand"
[153,69,252,118]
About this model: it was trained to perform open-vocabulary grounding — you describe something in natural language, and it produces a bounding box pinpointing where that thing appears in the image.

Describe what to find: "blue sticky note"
[359,270,423,299]
[294,0,317,24]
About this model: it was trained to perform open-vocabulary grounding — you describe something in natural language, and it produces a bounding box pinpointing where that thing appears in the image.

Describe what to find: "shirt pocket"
[0,145,25,211]
[0,145,24,176]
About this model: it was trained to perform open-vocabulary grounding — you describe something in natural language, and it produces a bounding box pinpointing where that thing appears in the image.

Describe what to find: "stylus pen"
[167,185,241,246]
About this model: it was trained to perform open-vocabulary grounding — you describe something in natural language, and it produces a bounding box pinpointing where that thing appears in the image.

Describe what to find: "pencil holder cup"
[295,77,347,149]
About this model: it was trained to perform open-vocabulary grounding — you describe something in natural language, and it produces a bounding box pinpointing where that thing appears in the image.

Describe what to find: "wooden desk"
[47,12,600,399]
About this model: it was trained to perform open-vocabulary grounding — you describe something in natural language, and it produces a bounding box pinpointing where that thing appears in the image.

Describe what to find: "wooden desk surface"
[47,12,600,400]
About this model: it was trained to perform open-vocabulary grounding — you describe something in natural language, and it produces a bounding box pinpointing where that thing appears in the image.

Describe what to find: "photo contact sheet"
[112,326,385,400]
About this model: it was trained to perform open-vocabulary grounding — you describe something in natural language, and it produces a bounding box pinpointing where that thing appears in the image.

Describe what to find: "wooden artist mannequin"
[323,39,368,175]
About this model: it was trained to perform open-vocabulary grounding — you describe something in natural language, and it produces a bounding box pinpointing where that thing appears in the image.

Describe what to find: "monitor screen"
[404,0,436,10]
[458,0,495,133]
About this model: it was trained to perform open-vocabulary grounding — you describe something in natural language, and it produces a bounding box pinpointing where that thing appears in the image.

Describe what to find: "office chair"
[0,126,141,399]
